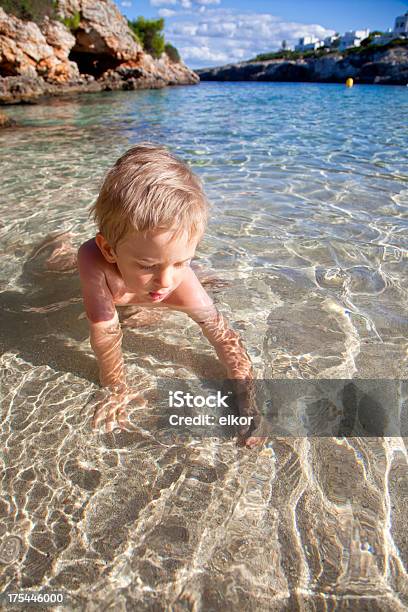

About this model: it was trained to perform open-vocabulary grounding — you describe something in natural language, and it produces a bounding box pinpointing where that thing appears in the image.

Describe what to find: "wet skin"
[77,229,267,448]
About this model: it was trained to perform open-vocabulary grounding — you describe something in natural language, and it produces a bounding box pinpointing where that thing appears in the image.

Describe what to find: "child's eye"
[138,264,156,271]
[137,260,191,271]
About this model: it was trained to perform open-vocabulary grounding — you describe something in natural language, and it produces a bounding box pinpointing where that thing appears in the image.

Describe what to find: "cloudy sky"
[114,0,408,69]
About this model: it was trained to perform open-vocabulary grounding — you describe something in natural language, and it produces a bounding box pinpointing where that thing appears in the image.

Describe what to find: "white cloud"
[121,0,132,6]
[179,45,229,61]
[172,23,198,36]
[150,0,177,6]
[158,8,177,17]
[150,0,218,9]
[165,9,335,68]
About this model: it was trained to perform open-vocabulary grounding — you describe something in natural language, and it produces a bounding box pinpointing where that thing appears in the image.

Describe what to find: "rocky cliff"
[0,0,199,105]
[196,45,408,86]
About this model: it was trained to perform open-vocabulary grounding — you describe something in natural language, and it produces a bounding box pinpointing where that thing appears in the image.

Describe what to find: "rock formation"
[197,45,408,86]
[0,0,199,105]
[0,109,15,125]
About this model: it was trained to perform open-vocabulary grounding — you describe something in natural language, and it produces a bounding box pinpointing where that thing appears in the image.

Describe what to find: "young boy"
[78,143,265,448]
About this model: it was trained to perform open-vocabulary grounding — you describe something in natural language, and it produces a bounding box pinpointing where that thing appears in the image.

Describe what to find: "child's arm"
[166,270,266,447]
[166,267,252,378]
[77,241,125,389]
[196,309,252,379]
[78,241,139,432]
[88,314,125,388]
[196,309,266,447]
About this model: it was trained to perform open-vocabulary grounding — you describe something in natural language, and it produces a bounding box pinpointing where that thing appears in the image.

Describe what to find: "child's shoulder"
[77,238,118,322]
[77,237,109,276]
[78,237,101,263]
[77,237,113,287]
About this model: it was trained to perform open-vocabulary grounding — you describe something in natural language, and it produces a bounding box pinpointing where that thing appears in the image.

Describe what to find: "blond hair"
[90,143,209,248]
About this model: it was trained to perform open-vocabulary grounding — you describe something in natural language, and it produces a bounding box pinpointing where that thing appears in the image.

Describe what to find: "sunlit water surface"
[0,82,407,609]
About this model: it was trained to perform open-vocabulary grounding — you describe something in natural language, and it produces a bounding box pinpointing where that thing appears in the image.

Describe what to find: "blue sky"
[114,0,408,68]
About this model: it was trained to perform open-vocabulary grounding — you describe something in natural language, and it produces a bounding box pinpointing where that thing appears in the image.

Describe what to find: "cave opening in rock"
[0,60,19,77]
[69,51,122,79]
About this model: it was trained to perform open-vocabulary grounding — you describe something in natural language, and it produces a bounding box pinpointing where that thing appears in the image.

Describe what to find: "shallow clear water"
[0,82,407,609]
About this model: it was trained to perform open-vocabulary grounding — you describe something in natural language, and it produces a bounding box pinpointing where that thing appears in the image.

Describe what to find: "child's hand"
[91,384,146,433]
[237,414,269,449]
[234,379,269,449]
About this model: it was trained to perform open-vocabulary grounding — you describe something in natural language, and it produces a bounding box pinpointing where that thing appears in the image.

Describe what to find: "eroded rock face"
[38,17,80,82]
[59,0,142,60]
[0,0,198,104]
[141,52,199,86]
[0,7,79,82]
[41,17,76,59]
[55,0,81,19]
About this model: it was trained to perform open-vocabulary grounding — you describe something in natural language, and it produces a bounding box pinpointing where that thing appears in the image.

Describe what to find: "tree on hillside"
[128,16,165,58]
[164,43,181,63]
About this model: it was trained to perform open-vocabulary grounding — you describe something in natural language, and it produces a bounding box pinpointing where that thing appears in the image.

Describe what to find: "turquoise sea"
[0,82,407,609]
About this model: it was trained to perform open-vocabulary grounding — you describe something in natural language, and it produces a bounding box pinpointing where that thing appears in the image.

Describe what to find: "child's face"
[100,228,199,303]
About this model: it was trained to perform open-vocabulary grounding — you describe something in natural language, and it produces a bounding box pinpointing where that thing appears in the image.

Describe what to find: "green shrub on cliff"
[62,11,81,32]
[251,48,328,61]
[164,43,181,63]
[127,16,181,62]
[252,50,302,61]
[0,0,58,21]
[343,36,408,56]
[128,17,165,58]
[0,0,81,33]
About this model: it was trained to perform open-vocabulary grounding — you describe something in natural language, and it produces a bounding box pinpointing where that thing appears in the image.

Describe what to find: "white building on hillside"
[293,14,407,56]
[324,34,339,47]
[339,29,370,50]
[295,36,324,52]
[394,12,408,36]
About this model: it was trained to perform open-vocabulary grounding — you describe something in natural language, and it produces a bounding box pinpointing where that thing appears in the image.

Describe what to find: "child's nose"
[154,266,174,289]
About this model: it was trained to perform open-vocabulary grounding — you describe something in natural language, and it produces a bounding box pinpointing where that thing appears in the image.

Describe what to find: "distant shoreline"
[196,43,408,86]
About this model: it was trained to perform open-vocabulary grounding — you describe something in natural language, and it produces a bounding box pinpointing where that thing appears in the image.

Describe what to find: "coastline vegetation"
[0,0,58,21]
[127,17,165,58]
[342,36,407,55]
[127,17,181,62]
[62,10,81,32]
[164,43,181,63]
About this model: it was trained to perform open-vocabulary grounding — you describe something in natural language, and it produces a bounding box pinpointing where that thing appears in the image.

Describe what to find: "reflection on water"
[0,83,407,608]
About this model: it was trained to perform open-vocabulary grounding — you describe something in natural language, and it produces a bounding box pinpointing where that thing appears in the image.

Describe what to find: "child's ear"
[95,233,117,263]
